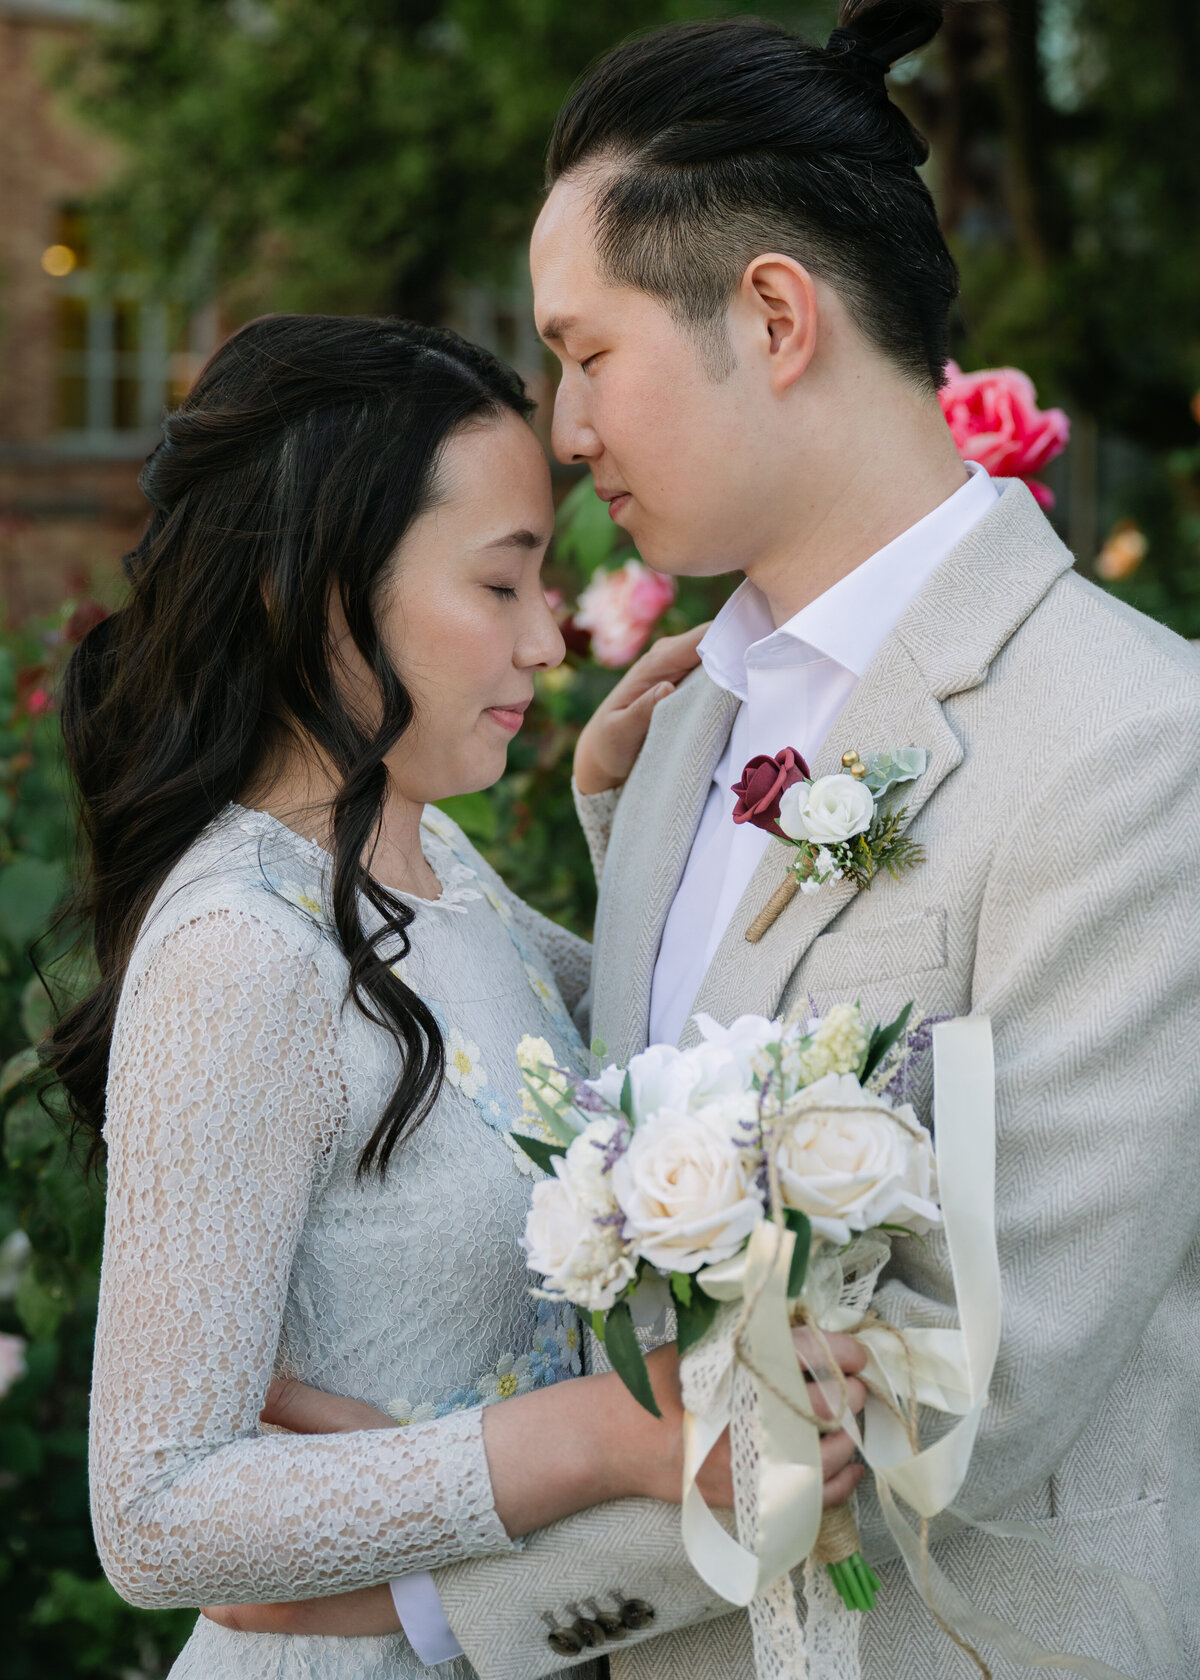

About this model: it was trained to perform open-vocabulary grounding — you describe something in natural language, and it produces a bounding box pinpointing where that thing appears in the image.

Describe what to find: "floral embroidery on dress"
[386,1300,581,1426]
[444,1029,488,1101]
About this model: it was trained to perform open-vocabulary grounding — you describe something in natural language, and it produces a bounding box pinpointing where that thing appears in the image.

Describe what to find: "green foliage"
[784,1209,812,1300]
[0,606,188,1679]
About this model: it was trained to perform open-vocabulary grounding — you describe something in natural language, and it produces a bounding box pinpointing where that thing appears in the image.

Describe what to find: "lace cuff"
[572,781,622,884]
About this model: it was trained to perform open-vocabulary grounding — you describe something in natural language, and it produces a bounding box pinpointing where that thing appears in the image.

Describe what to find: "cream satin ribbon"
[679,1017,998,1604]
[676,1018,1175,1680]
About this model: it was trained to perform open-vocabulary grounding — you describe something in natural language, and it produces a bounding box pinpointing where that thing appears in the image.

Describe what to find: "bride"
[58,314,865,1678]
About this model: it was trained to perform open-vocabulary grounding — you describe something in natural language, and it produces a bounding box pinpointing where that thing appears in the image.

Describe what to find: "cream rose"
[775,1074,940,1245]
[612,1103,764,1273]
[778,774,875,846]
[522,1156,636,1313]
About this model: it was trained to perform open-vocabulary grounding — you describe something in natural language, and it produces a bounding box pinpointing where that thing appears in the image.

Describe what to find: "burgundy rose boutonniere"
[731,748,812,840]
[737,746,928,942]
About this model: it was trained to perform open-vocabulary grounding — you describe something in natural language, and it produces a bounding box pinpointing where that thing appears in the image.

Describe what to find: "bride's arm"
[90,906,711,1612]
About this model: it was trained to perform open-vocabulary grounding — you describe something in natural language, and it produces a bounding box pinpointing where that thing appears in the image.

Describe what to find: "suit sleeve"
[434,1498,736,1680]
[859,696,1200,1554]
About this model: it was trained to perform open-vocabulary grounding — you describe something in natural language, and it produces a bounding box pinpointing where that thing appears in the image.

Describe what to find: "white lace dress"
[89,803,593,1679]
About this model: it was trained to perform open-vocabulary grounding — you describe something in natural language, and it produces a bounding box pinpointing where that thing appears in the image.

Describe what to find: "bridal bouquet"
[513,1002,941,1619]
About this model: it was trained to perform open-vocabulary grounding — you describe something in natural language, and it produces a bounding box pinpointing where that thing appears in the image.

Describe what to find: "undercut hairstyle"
[48,314,533,1177]
[547,1,957,389]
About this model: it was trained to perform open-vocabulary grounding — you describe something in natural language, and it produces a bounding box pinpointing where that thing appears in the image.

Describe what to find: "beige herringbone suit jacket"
[435,481,1200,1680]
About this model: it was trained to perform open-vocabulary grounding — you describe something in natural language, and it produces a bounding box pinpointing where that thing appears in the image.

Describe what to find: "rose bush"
[775,1074,940,1245]
[573,559,677,668]
[938,362,1070,508]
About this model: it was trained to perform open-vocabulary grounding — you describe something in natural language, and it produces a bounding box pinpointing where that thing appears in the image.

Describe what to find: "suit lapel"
[683,641,962,1042]
[681,479,1074,1045]
[592,671,740,1063]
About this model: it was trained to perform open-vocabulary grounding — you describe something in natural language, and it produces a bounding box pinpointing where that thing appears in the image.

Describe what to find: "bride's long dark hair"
[47,313,534,1176]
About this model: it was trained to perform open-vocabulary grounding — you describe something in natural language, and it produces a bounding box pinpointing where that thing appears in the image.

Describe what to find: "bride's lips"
[486,698,532,735]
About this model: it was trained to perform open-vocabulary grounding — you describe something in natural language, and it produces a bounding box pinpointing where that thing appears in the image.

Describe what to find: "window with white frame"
[43,208,218,454]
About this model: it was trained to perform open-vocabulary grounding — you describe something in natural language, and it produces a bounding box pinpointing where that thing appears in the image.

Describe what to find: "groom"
[212,10,1200,1677]
[431,12,1200,1680]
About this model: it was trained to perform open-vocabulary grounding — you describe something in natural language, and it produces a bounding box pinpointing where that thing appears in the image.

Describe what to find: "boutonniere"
[732,747,928,942]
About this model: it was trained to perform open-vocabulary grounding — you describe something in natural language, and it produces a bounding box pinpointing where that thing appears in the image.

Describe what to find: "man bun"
[831,0,947,72]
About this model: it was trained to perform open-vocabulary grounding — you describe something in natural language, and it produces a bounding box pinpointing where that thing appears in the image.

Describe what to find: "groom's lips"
[597,488,632,523]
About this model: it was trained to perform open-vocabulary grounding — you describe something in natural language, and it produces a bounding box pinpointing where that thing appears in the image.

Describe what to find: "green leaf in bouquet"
[524,1082,579,1146]
[590,1037,608,1062]
[511,1133,566,1174]
[784,1210,813,1299]
[674,1278,720,1355]
[604,1301,661,1417]
[591,1309,607,1341]
[619,1071,634,1123]
[669,1271,693,1308]
[860,1002,914,1084]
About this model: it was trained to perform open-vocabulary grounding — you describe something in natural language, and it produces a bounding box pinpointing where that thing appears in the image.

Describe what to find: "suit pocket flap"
[803,908,947,988]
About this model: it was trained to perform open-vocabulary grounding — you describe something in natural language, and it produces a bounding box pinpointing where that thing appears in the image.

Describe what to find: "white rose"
[779,774,875,845]
[612,1103,764,1273]
[775,1073,940,1245]
[522,1159,636,1313]
[587,1042,696,1120]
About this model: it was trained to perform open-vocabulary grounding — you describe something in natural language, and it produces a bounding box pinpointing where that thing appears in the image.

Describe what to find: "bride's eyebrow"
[480,528,551,552]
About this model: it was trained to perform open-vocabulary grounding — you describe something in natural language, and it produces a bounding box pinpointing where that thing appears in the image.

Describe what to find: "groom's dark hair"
[547,0,956,390]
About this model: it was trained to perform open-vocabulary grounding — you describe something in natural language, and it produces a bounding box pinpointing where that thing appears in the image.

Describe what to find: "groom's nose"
[550,371,602,466]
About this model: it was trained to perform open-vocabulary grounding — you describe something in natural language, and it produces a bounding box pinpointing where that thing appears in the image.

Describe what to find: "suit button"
[547,1628,585,1657]
[618,1598,656,1631]
[570,1616,606,1647]
[589,1606,626,1639]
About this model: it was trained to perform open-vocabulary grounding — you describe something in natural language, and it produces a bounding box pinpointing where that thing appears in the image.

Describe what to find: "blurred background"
[0,1,1197,1673]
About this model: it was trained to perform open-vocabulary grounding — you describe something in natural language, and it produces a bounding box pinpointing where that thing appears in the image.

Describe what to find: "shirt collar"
[699,462,998,698]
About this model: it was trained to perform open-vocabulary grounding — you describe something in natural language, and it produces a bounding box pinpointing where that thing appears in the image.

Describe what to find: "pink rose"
[939,361,1070,508]
[573,560,676,668]
[732,748,812,839]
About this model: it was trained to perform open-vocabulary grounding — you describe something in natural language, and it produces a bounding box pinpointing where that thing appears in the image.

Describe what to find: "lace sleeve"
[90,906,516,1610]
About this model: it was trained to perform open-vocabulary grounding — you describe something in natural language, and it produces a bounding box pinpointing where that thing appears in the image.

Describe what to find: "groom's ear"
[737,255,819,393]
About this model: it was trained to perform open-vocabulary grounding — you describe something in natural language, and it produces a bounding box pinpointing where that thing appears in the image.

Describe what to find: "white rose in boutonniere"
[779,774,875,846]
[612,1104,764,1273]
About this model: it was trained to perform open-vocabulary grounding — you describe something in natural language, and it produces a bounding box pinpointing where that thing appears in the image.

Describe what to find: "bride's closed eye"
[488,585,520,601]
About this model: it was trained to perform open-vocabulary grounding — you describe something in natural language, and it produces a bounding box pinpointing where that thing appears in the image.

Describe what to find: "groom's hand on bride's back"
[574,624,707,795]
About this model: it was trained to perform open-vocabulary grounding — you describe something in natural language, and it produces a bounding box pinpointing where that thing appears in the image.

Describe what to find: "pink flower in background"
[939,361,1070,508]
[573,560,676,668]
[0,1332,26,1398]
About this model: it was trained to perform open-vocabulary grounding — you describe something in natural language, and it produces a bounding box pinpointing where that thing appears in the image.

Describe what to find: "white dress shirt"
[396,462,997,1667]
[649,463,998,1048]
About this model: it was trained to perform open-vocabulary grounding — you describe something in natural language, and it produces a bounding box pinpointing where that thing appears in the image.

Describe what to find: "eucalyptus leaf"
[604,1301,661,1417]
[863,748,927,800]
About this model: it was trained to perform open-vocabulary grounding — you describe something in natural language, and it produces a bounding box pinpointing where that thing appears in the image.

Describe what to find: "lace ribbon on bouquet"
[676,1019,1175,1680]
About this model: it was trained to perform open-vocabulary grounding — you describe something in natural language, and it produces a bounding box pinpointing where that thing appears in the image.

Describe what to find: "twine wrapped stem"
[745,876,798,942]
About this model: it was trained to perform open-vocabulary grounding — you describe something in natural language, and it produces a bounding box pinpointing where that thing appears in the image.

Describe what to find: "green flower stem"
[826,1552,880,1611]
